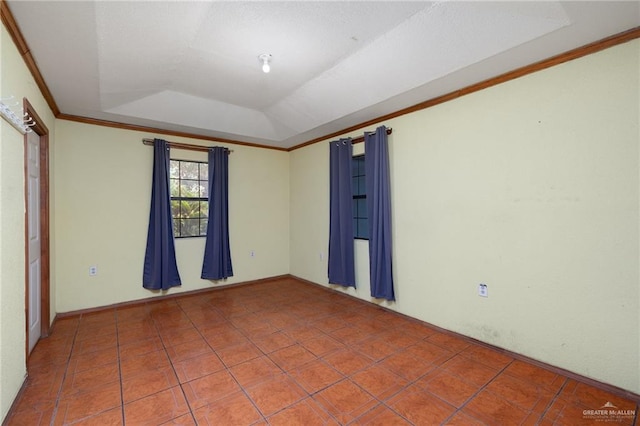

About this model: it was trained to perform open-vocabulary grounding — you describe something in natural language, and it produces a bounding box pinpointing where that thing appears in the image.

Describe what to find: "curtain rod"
[142,128,392,151]
[142,138,233,153]
[351,127,392,144]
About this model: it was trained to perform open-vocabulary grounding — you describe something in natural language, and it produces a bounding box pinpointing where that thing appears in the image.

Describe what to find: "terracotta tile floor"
[6,278,638,425]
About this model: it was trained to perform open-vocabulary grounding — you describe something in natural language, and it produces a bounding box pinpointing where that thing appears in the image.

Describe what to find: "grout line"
[114,310,126,425]
[47,317,81,426]
[441,357,517,424]
[534,377,570,426]
[150,301,197,424]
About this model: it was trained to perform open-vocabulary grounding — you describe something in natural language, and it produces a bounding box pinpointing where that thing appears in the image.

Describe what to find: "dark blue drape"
[143,139,182,290]
[328,138,356,287]
[202,147,233,280]
[365,126,395,300]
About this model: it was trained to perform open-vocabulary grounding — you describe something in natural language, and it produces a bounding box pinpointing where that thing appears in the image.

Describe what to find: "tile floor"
[5,278,638,425]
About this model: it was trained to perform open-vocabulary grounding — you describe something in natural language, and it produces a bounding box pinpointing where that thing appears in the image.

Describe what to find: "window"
[352,154,368,239]
[170,159,208,238]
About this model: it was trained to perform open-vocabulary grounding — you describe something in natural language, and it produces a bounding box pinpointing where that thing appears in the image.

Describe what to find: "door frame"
[23,98,50,358]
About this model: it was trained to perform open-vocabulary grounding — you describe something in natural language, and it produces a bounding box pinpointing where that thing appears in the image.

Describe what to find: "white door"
[27,131,41,353]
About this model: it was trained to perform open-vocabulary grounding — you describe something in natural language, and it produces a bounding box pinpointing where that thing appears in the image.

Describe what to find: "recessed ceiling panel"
[5,1,639,149]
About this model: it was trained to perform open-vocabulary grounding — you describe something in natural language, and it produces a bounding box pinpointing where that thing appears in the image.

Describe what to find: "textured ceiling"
[6,1,640,149]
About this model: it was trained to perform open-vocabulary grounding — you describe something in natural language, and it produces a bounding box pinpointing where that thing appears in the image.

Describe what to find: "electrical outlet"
[250,250,255,258]
[89,266,98,276]
[478,283,488,297]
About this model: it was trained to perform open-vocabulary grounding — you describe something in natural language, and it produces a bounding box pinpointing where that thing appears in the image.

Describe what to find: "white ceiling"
[6,1,639,149]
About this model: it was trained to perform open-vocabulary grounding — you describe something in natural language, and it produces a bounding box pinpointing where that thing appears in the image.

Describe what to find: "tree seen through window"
[170,159,208,238]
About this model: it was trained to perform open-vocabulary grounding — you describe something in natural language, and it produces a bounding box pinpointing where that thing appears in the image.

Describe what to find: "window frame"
[169,159,209,238]
[352,154,368,240]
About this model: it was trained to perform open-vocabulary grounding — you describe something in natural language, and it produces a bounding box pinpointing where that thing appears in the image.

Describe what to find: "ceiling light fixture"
[259,54,272,73]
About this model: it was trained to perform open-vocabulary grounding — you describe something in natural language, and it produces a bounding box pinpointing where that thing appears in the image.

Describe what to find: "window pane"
[180,219,199,237]
[171,200,181,218]
[200,182,208,198]
[170,160,179,178]
[201,201,209,218]
[170,178,179,197]
[200,218,208,235]
[180,162,199,179]
[180,180,200,197]
[357,198,367,218]
[181,200,200,218]
[173,218,180,237]
[358,218,368,239]
[352,176,366,196]
[199,163,208,180]
[352,155,365,177]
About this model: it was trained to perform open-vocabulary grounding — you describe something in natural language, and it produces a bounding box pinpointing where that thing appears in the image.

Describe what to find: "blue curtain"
[365,126,395,300]
[328,138,356,287]
[202,147,233,280]
[143,139,182,290]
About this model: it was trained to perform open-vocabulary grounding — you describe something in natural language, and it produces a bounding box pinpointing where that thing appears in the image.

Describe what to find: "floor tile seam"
[267,395,340,425]
[533,376,581,424]
[553,380,638,409]
[544,377,640,424]
[142,303,195,421]
[439,349,506,385]
[268,350,297,372]
[226,374,271,423]
[352,380,410,406]
[364,355,422,389]
[180,318,284,422]
[429,390,474,426]
[328,376,382,408]
[46,318,81,426]
[456,358,556,424]
[370,348,453,385]
[457,350,514,372]
[118,305,190,425]
[114,316,127,426]
[170,378,200,425]
[424,337,470,355]
[499,367,568,394]
[286,361,347,397]
[235,327,282,345]
[252,336,299,355]
[165,300,230,368]
[390,360,469,413]
[346,401,412,426]
[450,358,517,418]
[252,387,310,420]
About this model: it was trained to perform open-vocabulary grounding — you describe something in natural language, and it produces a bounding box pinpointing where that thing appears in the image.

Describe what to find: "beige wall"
[290,40,640,393]
[2,16,639,423]
[53,121,290,313]
[0,26,57,420]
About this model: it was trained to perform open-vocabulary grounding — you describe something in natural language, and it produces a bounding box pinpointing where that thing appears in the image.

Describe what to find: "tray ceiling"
[6,1,639,149]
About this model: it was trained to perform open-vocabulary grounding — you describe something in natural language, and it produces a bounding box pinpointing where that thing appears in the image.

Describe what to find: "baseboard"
[54,274,289,319]
[287,274,640,403]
